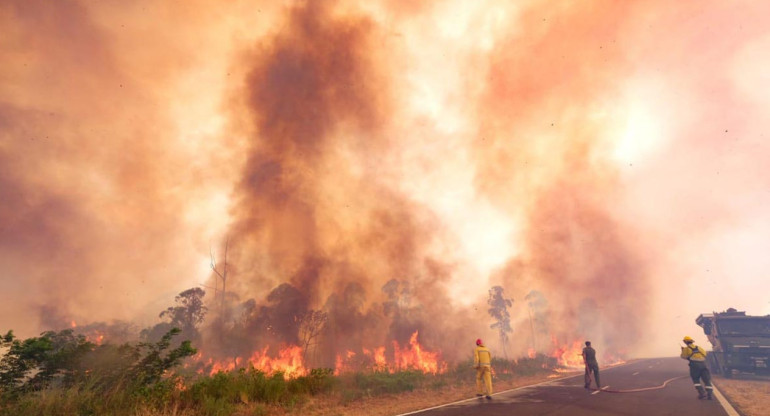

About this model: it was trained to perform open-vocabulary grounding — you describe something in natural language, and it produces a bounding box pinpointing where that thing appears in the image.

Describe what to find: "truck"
[695,308,770,377]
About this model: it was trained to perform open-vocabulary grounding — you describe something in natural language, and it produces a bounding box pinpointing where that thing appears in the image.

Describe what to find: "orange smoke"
[3,0,770,364]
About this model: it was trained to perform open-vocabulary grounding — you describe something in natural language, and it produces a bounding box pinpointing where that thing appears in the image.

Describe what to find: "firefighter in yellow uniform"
[474,338,493,400]
[680,336,713,400]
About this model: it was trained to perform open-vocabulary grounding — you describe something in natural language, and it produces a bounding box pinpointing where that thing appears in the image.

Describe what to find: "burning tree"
[487,286,513,359]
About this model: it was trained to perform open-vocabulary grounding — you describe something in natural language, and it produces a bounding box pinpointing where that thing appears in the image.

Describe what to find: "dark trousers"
[584,363,600,388]
[689,361,712,394]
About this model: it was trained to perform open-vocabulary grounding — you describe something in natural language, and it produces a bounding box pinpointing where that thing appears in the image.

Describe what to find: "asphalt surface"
[400,357,736,416]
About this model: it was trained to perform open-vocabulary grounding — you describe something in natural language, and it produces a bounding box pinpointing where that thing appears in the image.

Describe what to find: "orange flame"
[527,347,537,359]
[549,338,585,368]
[548,338,627,369]
[333,331,446,374]
[194,331,445,377]
[199,345,307,378]
[392,331,446,374]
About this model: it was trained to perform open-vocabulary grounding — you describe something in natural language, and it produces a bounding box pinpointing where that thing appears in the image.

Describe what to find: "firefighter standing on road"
[582,341,601,389]
[474,338,493,400]
[680,335,713,400]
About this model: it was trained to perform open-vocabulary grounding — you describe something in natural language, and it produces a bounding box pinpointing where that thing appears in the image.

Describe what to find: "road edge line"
[712,385,741,416]
[394,360,638,416]
[393,361,638,416]
[391,375,573,416]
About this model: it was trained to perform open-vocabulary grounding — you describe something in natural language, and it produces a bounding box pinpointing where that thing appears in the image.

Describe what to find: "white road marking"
[591,386,609,395]
[713,385,740,416]
[394,361,636,416]
[632,372,639,376]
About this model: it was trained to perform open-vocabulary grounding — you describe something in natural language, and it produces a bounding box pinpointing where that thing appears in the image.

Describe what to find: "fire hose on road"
[586,375,687,393]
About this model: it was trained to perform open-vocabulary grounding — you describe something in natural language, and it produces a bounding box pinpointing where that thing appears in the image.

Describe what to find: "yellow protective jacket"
[681,344,707,362]
[474,345,492,367]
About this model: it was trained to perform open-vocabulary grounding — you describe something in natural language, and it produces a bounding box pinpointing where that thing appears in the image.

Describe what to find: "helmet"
[683,336,694,343]
[476,338,483,346]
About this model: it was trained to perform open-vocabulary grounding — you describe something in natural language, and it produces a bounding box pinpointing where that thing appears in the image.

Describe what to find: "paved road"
[400,357,736,416]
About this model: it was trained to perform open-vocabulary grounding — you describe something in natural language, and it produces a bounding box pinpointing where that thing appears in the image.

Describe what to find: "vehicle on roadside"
[695,308,770,377]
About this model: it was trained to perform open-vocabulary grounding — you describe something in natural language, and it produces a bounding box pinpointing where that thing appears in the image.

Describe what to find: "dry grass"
[714,376,770,416]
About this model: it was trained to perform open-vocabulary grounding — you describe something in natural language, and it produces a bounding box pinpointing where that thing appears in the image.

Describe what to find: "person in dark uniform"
[680,336,713,400]
[582,341,601,389]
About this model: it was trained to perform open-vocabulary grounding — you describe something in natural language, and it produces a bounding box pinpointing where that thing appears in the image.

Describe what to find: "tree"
[128,328,197,386]
[297,310,328,364]
[258,283,308,344]
[487,286,514,359]
[0,329,94,395]
[159,287,208,337]
[210,239,230,318]
[524,290,549,352]
[0,328,196,400]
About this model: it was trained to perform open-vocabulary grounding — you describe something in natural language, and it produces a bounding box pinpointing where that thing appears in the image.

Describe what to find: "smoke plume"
[3,0,770,364]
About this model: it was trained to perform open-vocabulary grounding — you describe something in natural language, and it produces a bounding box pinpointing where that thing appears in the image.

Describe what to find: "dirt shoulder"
[714,376,770,416]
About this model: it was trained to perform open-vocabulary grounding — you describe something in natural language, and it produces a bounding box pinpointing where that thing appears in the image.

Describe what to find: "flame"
[527,347,537,359]
[198,345,307,378]
[193,332,444,377]
[548,337,627,369]
[392,331,446,374]
[549,338,586,368]
[362,346,387,369]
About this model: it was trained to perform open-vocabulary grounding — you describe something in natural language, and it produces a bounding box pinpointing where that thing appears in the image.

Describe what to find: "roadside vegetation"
[714,376,770,416]
[0,328,558,416]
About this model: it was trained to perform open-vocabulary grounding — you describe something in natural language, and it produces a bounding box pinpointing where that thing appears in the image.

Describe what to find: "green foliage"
[290,368,336,395]
[349,370,424,395]
[182,366,335,411]
[0,327,195,404]
[0,329,94,395]
[129,327,197,386]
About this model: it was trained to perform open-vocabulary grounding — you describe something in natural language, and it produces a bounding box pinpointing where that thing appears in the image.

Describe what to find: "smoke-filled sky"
[2,0,769,359]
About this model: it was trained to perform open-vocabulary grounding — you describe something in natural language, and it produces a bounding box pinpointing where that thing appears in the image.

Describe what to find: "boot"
[706,389,713,400]
[695,386,706,399]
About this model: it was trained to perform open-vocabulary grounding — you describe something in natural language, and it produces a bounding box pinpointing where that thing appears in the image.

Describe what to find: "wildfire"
[198,345,307,378]
[550,339,586,368]
[527,347,537,359]
[363,346,387,369]
[193,331,445,378]
[393,331,445,374]
[548,338,627,370]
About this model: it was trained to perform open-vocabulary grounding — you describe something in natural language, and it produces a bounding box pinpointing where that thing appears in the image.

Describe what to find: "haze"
[1,0,769,361]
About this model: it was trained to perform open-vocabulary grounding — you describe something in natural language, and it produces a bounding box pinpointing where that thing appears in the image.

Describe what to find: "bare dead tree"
[297,310,328,365]
[210,238,230,319]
